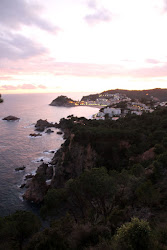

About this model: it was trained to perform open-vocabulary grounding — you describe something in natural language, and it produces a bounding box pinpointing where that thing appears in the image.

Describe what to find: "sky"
[0,0,167,94]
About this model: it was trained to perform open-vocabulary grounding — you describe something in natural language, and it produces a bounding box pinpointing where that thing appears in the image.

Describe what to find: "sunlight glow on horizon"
[0,0,167,94]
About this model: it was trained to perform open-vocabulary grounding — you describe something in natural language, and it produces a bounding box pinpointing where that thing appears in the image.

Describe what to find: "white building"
[97,107,121,118]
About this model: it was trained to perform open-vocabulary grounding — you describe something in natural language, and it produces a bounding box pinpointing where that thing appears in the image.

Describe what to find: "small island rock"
[29,133,42,137]
[57,131,63,135]
[35,119,54,132]
[3,115,20,121]
[45,129,54,134]
[15,166,26,171]
[50,95,77,107]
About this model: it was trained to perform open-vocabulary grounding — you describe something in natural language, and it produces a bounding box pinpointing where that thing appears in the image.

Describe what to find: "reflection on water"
[0,93,98,216]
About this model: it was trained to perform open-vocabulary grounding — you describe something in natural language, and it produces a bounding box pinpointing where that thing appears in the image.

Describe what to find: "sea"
[0,93,98,216]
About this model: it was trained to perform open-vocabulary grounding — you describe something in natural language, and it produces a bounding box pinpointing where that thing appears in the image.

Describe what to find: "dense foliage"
[1,107,167,249]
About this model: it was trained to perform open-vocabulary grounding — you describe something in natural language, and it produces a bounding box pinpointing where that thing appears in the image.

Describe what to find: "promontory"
[49,95,78,107]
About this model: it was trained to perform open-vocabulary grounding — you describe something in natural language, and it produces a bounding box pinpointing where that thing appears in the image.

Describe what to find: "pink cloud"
[145,59,161,64]
[53,62,124,78]
[0,85,18,90]
[0,76,14,80]
[85,1,112,25]
[131,64,167,78]
[85,8,112,25]
[38,84,47,89]
[0,84,47,90]
[87,0,97,9]
[2,54,167,81]
[18,84,36,89]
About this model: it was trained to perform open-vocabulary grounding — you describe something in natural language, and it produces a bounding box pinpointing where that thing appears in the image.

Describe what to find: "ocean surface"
[0,93,98,216]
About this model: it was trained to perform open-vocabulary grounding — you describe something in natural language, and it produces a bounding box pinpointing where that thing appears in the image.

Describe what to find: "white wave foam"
[32,156,51,164]
[43,149,56,154]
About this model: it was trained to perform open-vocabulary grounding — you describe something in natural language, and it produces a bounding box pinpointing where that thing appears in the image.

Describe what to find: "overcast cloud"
[85,1,112,25]
[0,0,60,33]
[0,32,47,60]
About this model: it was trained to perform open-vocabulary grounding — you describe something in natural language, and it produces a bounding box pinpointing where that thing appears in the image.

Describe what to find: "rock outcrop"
[50,135,97,188]
[3,115,20,121]
[23,163,53,203]
[35,119,57,132]
[130,147,155,163]
[50,95,77,107]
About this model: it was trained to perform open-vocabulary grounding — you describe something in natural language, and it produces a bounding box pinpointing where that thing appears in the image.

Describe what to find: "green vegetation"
[113,218,152,250]
[2,107,167,249]
[0,211,40,249]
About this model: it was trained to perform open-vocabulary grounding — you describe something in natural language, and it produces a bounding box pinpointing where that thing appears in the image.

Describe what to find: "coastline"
[80,104,103,109]
[0,93,98,216]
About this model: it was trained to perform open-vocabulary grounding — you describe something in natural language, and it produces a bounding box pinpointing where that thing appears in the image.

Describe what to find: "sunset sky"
[1,0,167,94]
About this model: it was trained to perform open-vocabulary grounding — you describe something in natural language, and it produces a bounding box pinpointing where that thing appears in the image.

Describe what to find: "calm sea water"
[0,93,98,216]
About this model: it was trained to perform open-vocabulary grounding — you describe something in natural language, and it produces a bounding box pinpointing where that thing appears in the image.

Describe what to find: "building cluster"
[80,93,130,107]
[159,102,167,107]
[79,92,167,120]
[82,93,164,120]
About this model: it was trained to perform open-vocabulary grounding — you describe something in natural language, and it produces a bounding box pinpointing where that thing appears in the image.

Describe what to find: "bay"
[0,93,98,216]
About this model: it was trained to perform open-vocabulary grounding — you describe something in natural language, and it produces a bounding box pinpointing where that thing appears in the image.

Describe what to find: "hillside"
[21,107,167,249]
[82,88,167,102]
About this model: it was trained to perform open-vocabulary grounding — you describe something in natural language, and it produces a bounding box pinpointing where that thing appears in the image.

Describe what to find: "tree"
[27,228,69,250]
[113,218,152,250]
[67,167,116,223]
[0,211,41,250]
[40,189,67,219]
[135,180,160,206]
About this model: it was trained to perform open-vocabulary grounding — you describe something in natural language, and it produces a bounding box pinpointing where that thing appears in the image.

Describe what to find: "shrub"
[113,217,152,250]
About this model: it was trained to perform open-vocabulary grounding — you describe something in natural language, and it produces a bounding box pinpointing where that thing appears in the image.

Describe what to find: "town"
[79,92,167,120]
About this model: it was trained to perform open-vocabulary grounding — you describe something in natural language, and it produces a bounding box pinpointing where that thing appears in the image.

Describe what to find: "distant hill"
[102,88,167,102]
[82,88,167,102]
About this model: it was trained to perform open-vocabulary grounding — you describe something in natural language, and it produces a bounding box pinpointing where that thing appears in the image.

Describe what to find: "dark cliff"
[23,128,97,203]
[50,134,97,188]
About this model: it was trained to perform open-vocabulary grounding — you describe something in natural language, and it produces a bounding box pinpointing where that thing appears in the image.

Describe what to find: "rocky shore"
[23,163,53,203]
[35,119,58,132]
[23,118,97,203]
